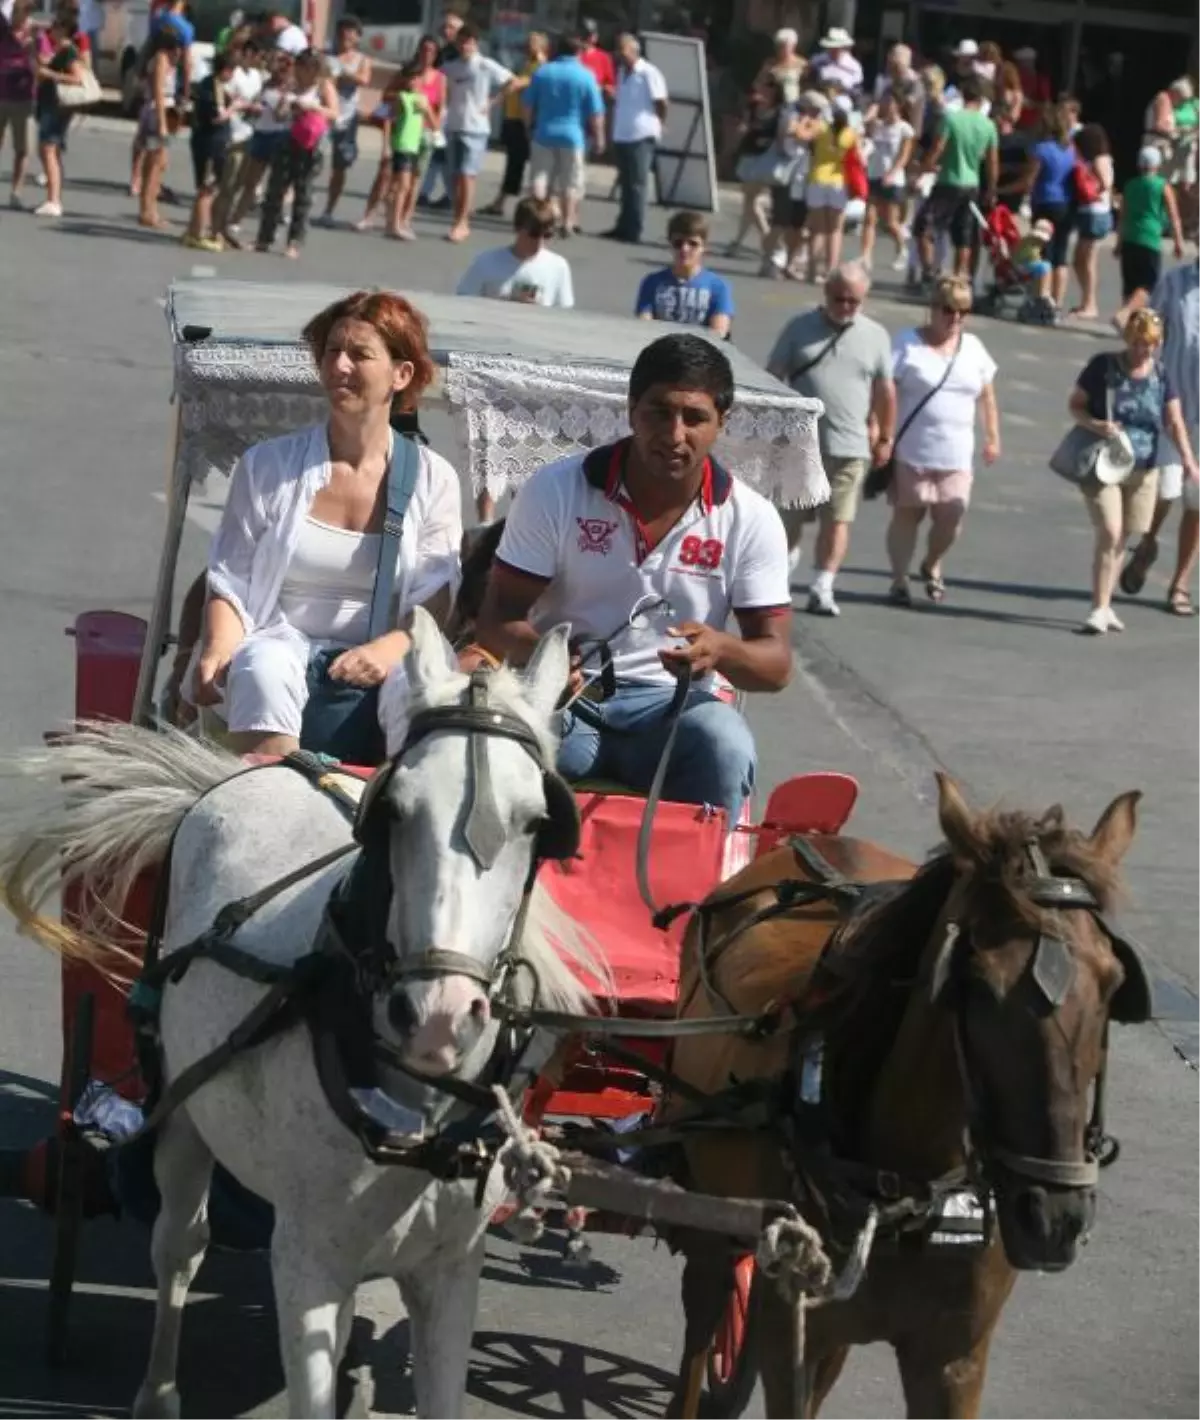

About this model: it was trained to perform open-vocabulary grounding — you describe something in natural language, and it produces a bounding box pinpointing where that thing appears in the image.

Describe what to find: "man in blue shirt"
[524,33,604,237]
[635,211,734,337]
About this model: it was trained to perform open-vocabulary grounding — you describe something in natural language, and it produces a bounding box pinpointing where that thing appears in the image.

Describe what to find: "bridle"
[334,669,581,997]
[930,837,1152,1192]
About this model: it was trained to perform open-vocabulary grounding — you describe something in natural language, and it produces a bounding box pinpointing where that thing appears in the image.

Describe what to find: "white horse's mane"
[1,662,611,1012]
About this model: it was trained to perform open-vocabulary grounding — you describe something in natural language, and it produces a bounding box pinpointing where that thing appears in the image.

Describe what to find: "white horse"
[0,610,607,1419]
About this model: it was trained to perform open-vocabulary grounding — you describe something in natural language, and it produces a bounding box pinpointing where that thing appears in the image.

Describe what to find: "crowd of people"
[727,25,1197,329]
[0,1,1195,633]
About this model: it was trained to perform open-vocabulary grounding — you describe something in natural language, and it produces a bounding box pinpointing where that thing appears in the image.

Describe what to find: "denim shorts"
[36,102,70,150]
[446,130,488,178]
[1076,208,1113,242]
[330,117,358,171]
[249,130,285,164]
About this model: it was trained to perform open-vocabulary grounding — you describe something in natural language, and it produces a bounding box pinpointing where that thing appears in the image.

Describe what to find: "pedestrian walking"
[0,0,36,209]
[1067,309,1196,633]
[635,210,733,335]
[478,29,547,221]
[182,47,236,250]
[915,74,997,282]
[441,25,514,243]
[1069,122,1115,320]
[860,88,914,272]
[767,263,895,615]
[1120,261,1200,616]
[314,14,371,227]
[1113,147,1185,330]
[225,47,292,245]
[210,37,263,241]
[256,49,337,257]
[803,93,859,281]
[1022,102,1078,311]
[132,25,183,228]
[603,33,666,245]
[522,33,604,237]
[32,9,88,218]
[883,275,1000,606]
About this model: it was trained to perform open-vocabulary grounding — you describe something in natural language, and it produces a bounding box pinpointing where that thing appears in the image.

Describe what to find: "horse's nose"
[387,990,417,1036]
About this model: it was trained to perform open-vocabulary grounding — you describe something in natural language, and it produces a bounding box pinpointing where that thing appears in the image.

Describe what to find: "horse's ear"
[522,623,572,722]
[1089,790,1142,866]
[405,606,457,689]
[936,772,986,865]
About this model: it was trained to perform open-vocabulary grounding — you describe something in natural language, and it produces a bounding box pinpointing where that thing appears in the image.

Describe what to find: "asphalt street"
[0,119,1195,1419]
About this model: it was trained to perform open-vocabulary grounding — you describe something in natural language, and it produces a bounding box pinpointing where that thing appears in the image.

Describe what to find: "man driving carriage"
[461,334,794,821]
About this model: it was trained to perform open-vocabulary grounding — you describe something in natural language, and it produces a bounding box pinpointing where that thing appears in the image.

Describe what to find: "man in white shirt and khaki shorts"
[465,333,793,822]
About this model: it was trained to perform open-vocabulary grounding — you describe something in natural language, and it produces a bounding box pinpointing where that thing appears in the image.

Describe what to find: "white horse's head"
[361,608,577,1081]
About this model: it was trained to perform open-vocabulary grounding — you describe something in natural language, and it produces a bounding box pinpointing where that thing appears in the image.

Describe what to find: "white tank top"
[277,516,380,645]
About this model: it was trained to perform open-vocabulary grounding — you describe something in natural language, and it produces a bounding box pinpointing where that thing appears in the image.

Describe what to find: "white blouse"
[207,423,463,642]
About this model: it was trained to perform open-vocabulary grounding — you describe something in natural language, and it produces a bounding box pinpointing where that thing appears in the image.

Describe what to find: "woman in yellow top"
[480,29,548,217]
[804,94,859,280]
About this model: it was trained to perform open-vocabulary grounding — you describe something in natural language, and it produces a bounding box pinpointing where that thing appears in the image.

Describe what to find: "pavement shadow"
[827,586,1082,631]
[839,564,1095,605]
[468,1330,674,1418]
[53,219,183,245]
[483,1234,621,1294]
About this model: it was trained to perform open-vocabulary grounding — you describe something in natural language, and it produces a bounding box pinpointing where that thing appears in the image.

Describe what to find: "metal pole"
[131,406,186,728]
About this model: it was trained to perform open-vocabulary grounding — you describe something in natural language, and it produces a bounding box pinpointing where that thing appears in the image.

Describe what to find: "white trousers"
[218,627,414,755]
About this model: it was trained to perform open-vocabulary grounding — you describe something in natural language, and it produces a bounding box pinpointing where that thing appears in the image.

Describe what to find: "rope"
[493,1084,571,1244]
[754,1213,832,1306]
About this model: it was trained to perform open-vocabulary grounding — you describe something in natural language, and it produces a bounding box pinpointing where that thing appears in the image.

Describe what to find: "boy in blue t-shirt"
[635,212,734,336]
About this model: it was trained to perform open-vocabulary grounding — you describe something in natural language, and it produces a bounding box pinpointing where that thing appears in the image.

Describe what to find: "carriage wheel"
[703,1254,759,1418]
[46,991,95,1367]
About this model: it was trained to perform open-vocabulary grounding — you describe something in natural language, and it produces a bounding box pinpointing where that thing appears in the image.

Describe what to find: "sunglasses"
[937,304,968,317]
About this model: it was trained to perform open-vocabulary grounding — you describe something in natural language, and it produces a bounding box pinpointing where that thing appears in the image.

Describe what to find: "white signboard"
[640,31,719,214]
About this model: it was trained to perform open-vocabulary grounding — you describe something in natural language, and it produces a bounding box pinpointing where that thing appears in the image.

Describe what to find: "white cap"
[819,26,854,50]
[832,93,854,116]
[954,39,979,58]
[774,27,797,47]
[1138,145,1164,169]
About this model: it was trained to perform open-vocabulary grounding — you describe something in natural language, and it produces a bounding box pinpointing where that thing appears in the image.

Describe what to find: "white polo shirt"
[613,58,668,144]
[495,441,790,688]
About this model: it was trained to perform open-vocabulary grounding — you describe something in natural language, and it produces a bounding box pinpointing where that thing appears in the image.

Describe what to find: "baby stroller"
[971,203,1058,326]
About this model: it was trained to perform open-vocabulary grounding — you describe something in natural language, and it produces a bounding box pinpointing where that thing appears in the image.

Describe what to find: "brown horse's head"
[930,774,1150,1272]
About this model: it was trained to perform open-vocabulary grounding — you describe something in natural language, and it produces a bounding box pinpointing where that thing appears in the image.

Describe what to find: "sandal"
[1167,586,1195,616]
[1120,537,1158,596]
[919,562,946,602]
[888,581,914,607]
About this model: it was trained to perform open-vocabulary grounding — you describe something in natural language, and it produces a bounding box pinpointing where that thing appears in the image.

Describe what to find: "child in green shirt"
[386,66,430,240]
[1113,146,1184,329]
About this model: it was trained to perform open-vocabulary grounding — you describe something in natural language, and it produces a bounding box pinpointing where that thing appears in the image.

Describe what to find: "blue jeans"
[557,683,756,822]
[614,137,655,241]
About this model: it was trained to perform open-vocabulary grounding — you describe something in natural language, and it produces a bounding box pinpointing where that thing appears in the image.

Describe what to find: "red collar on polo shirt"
[581,438,732,561]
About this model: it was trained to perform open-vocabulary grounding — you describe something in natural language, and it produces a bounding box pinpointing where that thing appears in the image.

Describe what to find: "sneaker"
[807,587,840,617]
[1104,607,1125,632]
[1079,607,1109,635]
[311,213,336,229]
[8,192,22,210]
[33,200,62,217]
[891,248,909,271]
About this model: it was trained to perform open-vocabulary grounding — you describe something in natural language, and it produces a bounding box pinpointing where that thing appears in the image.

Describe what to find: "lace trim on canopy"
[171,341,828,510]
[443,354,827,509]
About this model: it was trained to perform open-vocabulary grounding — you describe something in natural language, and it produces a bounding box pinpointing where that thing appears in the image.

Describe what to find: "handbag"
[56,66,102,109]
[298,434,420,765]
[1049,360,1127,488]
[843,141,869,201]
[864,335,962,501]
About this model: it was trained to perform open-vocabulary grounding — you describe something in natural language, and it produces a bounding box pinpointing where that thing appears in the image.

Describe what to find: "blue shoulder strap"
[367,434,420,643]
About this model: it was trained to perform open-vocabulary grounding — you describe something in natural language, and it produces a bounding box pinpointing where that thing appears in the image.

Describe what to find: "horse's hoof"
[132,1384,181,1419]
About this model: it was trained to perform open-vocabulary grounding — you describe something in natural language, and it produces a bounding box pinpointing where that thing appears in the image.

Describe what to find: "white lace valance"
[443,354,826,508]
[172,336,827,509]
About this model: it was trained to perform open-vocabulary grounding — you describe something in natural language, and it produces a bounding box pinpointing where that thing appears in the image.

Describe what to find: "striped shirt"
[1152,261,1199,433]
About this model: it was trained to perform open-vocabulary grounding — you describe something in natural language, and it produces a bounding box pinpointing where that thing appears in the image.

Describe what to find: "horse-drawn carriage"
[0,281,1155,1420]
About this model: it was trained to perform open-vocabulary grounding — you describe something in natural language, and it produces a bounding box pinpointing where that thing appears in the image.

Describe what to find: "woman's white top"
[892,329,997,471]
[208,423,463,643]
[867,117,914,183]
[276,517,380,645]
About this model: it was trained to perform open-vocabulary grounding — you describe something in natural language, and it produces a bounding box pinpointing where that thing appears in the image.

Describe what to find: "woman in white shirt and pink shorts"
[885,275,1001,604]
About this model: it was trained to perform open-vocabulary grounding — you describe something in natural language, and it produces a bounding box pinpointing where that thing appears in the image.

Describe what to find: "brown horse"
[667,774,1151,1419]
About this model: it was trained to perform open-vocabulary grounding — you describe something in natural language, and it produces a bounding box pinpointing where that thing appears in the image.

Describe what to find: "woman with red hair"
[189,291,463,760]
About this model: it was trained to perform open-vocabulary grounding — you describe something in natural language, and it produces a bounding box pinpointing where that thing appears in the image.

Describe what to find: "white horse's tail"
[0,720,242,976]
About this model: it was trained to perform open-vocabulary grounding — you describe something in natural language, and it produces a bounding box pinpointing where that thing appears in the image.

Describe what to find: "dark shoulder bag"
[864,336,962,501]
[299,435,421,766]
